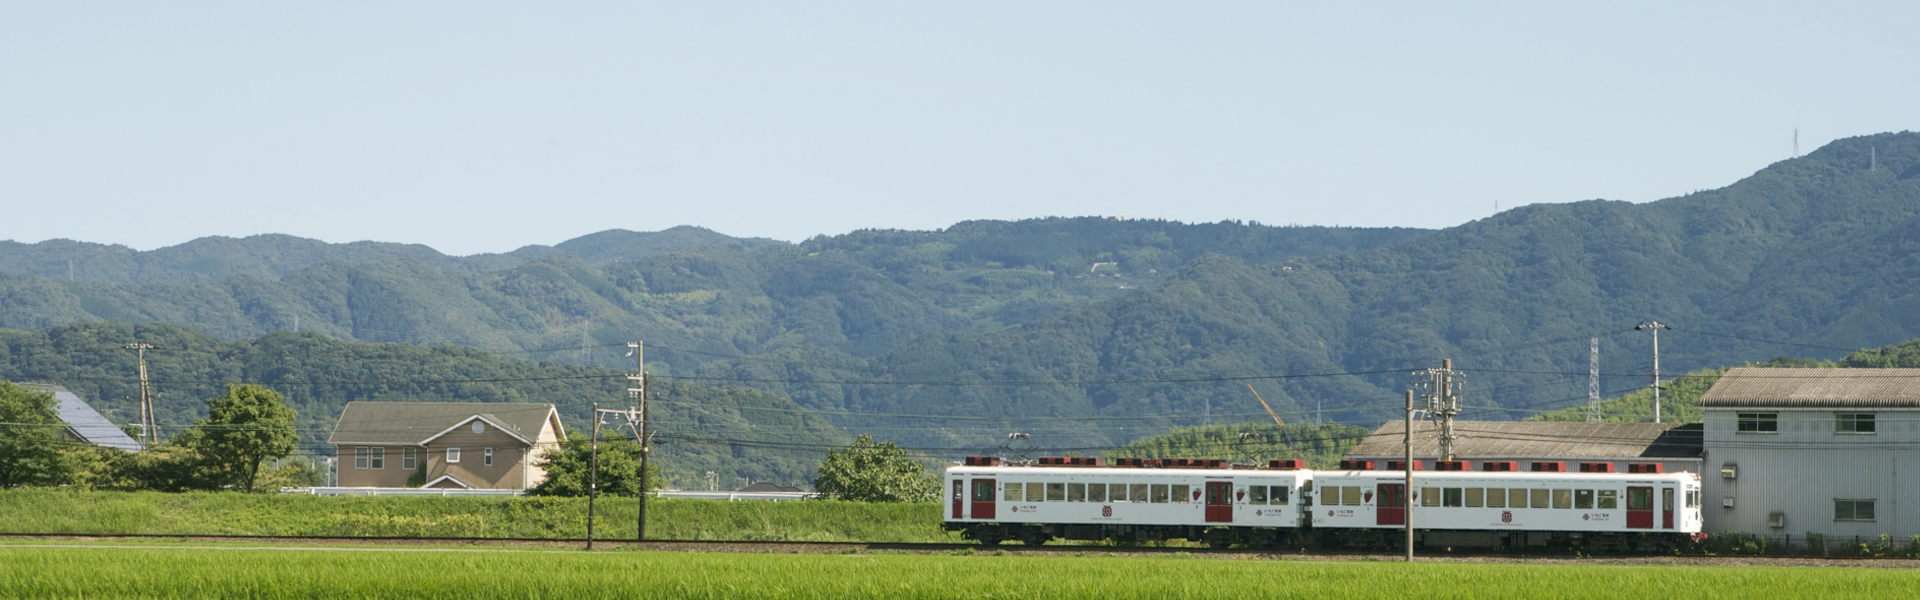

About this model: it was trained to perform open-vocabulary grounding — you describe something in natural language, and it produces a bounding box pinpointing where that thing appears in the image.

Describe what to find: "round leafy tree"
[813,434,938,502]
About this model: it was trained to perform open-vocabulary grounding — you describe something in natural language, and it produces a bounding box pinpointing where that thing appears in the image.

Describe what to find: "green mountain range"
[3,132,1918,454]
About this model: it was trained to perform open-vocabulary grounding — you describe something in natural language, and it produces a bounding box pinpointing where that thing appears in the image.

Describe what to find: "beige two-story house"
[328,402,566,490]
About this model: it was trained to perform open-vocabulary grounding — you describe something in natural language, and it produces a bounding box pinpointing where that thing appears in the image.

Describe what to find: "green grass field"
[0,489,954,542]
[1,546,1913,599]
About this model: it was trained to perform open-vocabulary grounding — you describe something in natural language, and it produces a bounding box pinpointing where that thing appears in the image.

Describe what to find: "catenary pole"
[630,341,650,542]
[1636,322,1670,423]
[588,401,600,550]
[1404,389,1414,562]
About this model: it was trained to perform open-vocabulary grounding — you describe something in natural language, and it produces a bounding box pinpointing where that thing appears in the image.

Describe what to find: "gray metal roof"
[18,383,143,452]
[1699,367,1920,408]
[1348,420,1701,459]
[327,401,563,446]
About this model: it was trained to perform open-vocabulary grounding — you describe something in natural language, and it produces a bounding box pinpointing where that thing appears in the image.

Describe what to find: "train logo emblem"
[1363,491,1373,503]
[1236,490,1245,501]
[1010,506,1018,513]
[1583,514,1591,521]
[1501,511,1513,523]
[1192,490,1203,501]
[1102,505,1112,518]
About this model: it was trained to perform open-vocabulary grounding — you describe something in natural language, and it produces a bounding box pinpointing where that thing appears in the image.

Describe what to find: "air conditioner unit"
[1720,464,1737,480]
[1768,512,1785,529]
[1723,497,1735,508]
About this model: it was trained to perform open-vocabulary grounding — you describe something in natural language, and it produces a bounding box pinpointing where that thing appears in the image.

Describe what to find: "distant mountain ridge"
[0,226,786,284]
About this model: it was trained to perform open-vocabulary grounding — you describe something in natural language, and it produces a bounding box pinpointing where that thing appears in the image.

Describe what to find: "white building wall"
[1702,407,1919,540]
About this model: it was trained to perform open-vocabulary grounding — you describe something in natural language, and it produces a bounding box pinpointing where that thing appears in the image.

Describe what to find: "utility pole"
[1403,389,1414,562]
[1587,338,1601,423]
[1636,322,1670,423]
[588,401,600,550]
[122,342,156,446]
[627,341,651,542]
[1413,359,1462,460]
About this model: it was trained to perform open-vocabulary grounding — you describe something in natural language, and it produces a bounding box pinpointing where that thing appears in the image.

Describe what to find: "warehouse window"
[402,448,416,470]
[1003,483,1022,501]
[1067,483,1085,502]
[1485,488,1507,508]
[1737,413,1778,433]
[354,447,369,470]
[1598,490,1619,510]
[1836,413,1876,434]
[1835,500,1876,522]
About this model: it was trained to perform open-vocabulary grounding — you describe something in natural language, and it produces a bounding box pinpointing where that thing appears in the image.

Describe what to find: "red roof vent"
[1480,461,1517,472]
[1627,463,1665,474]
[963,455,1001,466]
[1386,460,1423,471]
[1530,461,1566,472]
[1338,460,1377,470]
[1434,460,1468,471]
[1267,459,1304,470]
[1578,462,1616,473]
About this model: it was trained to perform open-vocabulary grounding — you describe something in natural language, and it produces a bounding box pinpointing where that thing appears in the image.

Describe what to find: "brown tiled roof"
[1699,367,1920,408]
[326,401,561,446]
[1348,420,1701,459]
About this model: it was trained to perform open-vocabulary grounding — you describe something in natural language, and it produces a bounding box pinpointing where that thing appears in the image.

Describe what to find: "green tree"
[0,382,72,487]
[185,384,297,493]
[813,434,937,502]
[528,432,659,497]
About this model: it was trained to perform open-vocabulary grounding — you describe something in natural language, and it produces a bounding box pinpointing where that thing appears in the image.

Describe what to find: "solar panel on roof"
[38,386,144,452]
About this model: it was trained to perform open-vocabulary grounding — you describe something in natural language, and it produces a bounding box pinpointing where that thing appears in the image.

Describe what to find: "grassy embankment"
[4,547,1917,599]
[0,489,952,542]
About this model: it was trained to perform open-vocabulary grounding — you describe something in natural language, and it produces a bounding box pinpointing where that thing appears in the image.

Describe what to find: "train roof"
[945,465,1308,477]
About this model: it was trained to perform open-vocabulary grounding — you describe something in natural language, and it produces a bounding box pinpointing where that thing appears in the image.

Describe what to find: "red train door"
[1377,483,1406,526]
[952,480,965,519]
[1661,488,1675,529]
[1205,482,1233,523]
[971,479,996,520]
[1626,486,1653,529]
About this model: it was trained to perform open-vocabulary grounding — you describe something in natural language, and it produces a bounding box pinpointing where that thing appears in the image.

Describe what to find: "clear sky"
[3,2,1916,256]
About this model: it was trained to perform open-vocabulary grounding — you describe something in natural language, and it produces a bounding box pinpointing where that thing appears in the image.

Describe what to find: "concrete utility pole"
[627,341,651,542]
[1404,390,1414,562]
[588,401,601,550]
[1636,322,1670,423]
[1414,359,1462,460]
[1588,338,1601,423]
[122,342,156,445]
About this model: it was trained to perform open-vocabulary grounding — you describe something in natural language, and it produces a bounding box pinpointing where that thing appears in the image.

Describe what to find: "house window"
[447,447,462,464]
[370,447,385,470]
[402,448,417,470]
[484,447,495,467]
[354,447,369,470]
[1835,499,1876,522]
[1836,413,1875,434]
[1737,413,1778,433]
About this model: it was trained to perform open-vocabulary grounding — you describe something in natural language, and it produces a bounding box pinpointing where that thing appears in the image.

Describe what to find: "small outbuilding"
[327,402,566,491]
[17,383,143,452]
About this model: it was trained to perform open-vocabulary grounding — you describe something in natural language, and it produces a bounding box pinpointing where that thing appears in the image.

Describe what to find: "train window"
[1151,484,1170,503]
[1322,486,1337,506]
[1004,483,1023,501]
[1110,484,1129,503]
[1131,484,1149,503]
[1342,486,1362,506]
[1552,489,1572,509]
[1249,486,1268,505]
[1088,483,1107,503]
[1046,483,1066,502]
[1272,486,1290,505]
[1442,488,1463,507]
[1465,488,1484,508]
[1026,482,1045,502]
[1686,490,1700,508]
[1067,483,1086,502]
[1171,484,1191,504]
[1598,490,1618,509]
[1530,489,1549,509]
[1486,488,1506,508]
[1627,488,1652,510]
[1507,489,1526,508]
[1574,489,1594,509]
[1420,487,1440,507]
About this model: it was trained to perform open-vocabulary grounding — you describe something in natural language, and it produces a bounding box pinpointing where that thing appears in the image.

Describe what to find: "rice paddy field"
[0,489,953,542]
[2,545,1915,599]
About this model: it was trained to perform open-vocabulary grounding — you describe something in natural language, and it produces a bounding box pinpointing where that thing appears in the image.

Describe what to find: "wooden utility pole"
[1404,390,1414,562]
[122,342,156,446]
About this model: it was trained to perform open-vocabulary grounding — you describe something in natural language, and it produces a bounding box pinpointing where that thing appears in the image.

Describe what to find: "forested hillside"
[4,133,1918,455]
[0,322,842,488]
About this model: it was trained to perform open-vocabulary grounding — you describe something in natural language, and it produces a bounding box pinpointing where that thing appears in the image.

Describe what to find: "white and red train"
[942,457,1704,551]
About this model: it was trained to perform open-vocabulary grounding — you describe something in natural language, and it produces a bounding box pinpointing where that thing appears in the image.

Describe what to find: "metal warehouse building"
[1700,367,1920,539]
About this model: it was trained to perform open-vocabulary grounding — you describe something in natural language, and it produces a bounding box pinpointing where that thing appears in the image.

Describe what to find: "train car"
[943,458,1312,546]
[1297,468,1701,551]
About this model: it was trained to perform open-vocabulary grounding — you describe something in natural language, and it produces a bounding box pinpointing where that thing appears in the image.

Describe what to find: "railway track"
[5,532,1918,567]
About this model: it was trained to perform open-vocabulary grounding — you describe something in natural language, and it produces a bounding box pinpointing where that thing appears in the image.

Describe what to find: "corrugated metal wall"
[1703,408,1918,539]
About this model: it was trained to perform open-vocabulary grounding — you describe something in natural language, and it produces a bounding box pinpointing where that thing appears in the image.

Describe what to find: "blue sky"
[3,2,1915,255]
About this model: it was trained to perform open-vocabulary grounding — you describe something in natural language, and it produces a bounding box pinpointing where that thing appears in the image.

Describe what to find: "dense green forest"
[3,133,1918,453]
[0,322,842,489]
[1527,338,1920,423]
